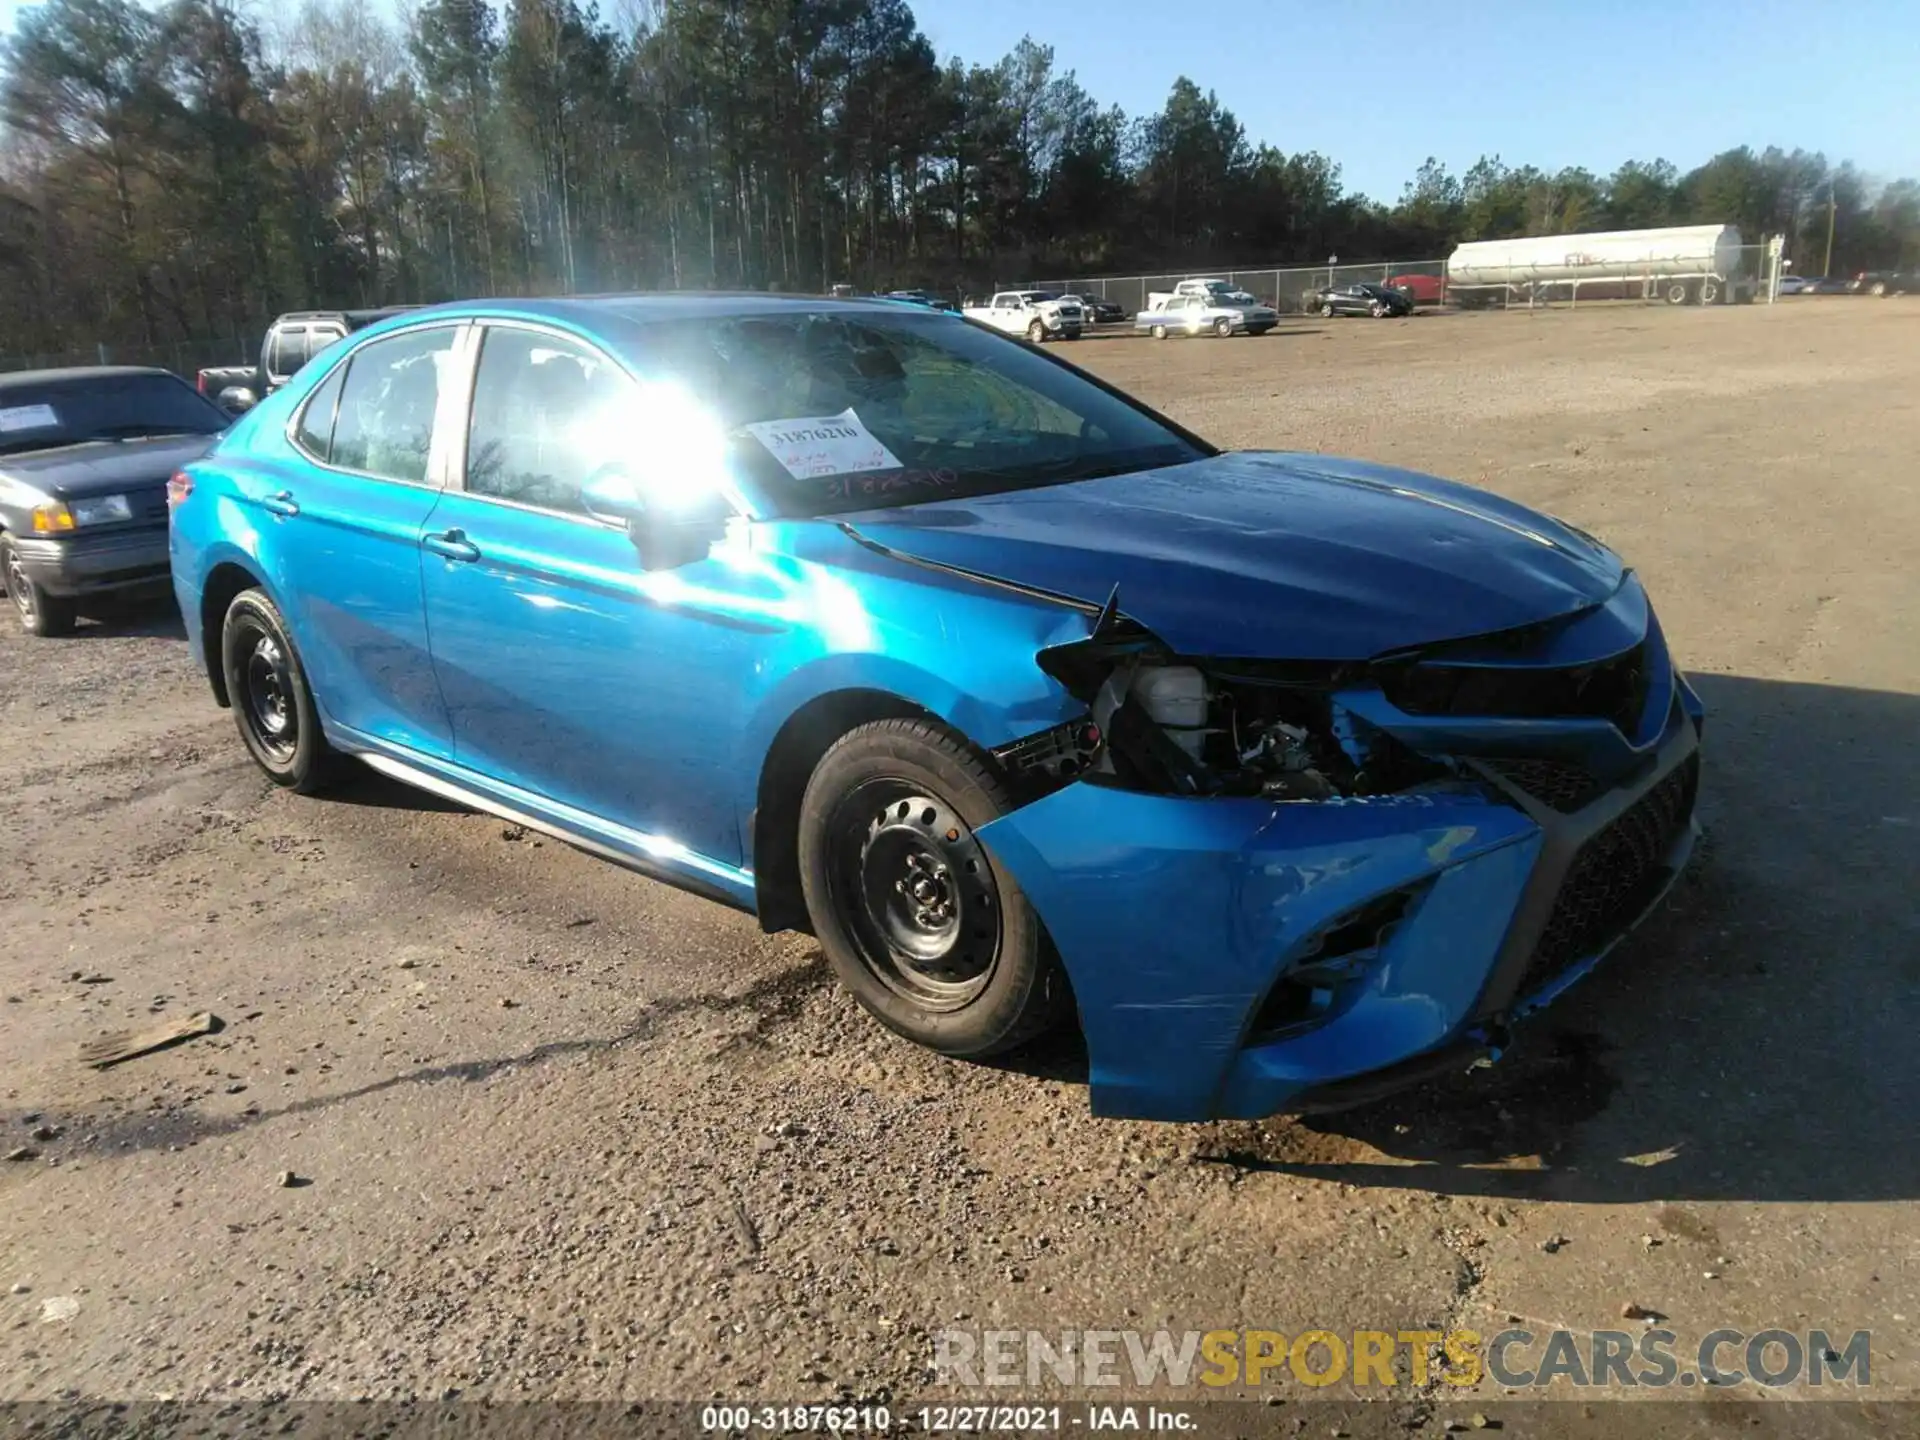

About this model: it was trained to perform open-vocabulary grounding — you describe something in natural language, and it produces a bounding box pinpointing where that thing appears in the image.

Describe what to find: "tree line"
[3,0,1917,359]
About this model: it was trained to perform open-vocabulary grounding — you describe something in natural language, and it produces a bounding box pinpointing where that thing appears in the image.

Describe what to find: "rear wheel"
[220,588,344,794]
[1665,281,1692,305]
[1699,279,1721,304]
[1,535,77,637]
[1026,319,1046,343]
[797,718,1069,1057]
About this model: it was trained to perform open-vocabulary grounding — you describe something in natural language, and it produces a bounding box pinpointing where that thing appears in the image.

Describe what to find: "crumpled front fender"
[976,784,1541,1121]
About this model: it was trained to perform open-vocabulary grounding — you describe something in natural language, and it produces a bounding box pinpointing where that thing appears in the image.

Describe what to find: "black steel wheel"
[0,535,77,637]
[797,717,1069,1057]
[831,783,1000,1008]
[220,587,344,793]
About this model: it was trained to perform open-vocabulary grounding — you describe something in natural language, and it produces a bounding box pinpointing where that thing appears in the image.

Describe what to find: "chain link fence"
[0,335,255,380]
[1003,261,1446,318]
[6,244,1794,375]
[1007,243,1787,317]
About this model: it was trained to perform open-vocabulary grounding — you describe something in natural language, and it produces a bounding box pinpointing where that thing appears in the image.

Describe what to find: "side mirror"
[581,465,729,571]
[218,386,258,415]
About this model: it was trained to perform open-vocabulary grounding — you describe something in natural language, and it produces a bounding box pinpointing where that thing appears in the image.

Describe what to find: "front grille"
[1518,752,1699,995]
[1485,757,1601,812]
[1381,642,1651,733]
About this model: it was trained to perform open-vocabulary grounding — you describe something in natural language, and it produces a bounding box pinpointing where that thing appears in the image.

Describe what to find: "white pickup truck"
[962,291,1085,342]
[1145,277,1263,310]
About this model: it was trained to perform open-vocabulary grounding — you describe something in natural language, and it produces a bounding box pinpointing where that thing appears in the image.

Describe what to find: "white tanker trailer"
[1446,224,1755,307]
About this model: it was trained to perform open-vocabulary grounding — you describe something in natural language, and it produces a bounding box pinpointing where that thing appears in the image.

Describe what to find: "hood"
[1,433,219,500]
[840,451,1625,660]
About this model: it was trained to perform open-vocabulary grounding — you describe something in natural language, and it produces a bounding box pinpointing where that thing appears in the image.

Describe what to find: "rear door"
[260,322,464,755]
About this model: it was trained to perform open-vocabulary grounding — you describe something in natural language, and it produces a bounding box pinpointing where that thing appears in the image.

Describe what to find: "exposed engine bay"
[997,619,1448,802]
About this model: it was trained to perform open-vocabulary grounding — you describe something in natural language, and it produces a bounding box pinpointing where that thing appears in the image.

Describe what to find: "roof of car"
[380,293,959,331]
[0,365,175,389]
[275,306,421,326]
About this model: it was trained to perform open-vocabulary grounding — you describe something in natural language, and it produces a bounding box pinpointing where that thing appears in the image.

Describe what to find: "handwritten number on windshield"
[821,468,959,502]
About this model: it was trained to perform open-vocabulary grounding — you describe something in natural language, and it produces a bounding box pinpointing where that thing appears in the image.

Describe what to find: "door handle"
[261,490,299,517]
[423,529,480,563]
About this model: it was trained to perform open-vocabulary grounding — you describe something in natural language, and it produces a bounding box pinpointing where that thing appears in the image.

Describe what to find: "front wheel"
[1214,317,1235,337]
[1026,319,1046,343]
[1869,280,1888,297]
[1320,301,1337,318]
[1699,280,1721,304]
[0,535,77,637]
[798,718,1069,1057]
[1150,324,1168,340]
[1369,300,1387,318]
[220,588,345,794]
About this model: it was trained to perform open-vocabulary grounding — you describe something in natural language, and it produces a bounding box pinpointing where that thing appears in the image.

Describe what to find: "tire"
[1665,282,1692,305]
[1699,280,1720,304]
[0,534,76,637]
[797,717,1069,1057]
[1026,319,1046,343]
[1214,317,1234,338]
[1369,300,1386,318]
[1320,301,1337,318]
[220,587,344,794]
[1150,324,1168,340]
[1869,281,1888,297]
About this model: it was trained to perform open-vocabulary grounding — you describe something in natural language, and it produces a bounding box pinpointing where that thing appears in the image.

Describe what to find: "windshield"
[0,373,228,457]
[630,310,1207,518]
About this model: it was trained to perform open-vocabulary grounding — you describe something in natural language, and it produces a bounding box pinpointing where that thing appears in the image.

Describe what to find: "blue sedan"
[169,295,1702,1121]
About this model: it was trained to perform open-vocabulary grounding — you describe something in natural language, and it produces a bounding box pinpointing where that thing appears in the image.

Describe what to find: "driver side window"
[464,327,632,516]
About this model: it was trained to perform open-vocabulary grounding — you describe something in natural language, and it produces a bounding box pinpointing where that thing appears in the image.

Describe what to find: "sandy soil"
[1,299,1915,1434]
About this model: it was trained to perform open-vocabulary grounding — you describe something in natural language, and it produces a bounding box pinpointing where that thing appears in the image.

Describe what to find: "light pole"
[1823,177,1837,279]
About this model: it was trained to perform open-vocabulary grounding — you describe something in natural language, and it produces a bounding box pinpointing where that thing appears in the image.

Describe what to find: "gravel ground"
[1,300,1915,1435]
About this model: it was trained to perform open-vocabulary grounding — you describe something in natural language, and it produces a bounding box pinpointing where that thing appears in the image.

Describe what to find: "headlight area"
[32,495,134,532]
[1017,627,1452,804]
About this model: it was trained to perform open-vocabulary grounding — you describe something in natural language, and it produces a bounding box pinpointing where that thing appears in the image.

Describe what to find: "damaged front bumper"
[976,673,1704,1123]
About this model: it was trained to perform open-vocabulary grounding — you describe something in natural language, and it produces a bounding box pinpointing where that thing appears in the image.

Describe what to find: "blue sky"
[3,0,1911,202]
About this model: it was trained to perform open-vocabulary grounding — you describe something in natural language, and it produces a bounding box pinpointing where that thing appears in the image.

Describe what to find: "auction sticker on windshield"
[744,408,902,479]
[0,404,59,433]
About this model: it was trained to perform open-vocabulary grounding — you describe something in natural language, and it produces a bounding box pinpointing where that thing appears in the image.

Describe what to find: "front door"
[418,321,767,866]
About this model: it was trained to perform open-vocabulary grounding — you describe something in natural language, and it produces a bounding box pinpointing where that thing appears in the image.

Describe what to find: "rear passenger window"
[330,327,458,484]
[293,363,345,461]
[464,327,630,514]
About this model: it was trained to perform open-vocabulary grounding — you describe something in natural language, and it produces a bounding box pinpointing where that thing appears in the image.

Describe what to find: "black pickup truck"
[197,306,419,415]
[0,367,229,635]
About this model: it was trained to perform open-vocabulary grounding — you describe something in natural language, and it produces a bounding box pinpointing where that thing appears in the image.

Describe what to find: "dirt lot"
[2,301,1916,1434]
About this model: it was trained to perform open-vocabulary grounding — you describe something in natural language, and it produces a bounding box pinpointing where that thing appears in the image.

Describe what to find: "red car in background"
[1386,273,1445,305]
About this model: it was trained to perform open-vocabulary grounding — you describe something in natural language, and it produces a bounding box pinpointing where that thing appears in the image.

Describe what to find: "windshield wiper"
[73,424,214,443]
[969,449,1184,488]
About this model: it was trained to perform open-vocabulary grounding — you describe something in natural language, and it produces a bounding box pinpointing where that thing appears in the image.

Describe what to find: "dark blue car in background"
[168,295,1703,1121]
